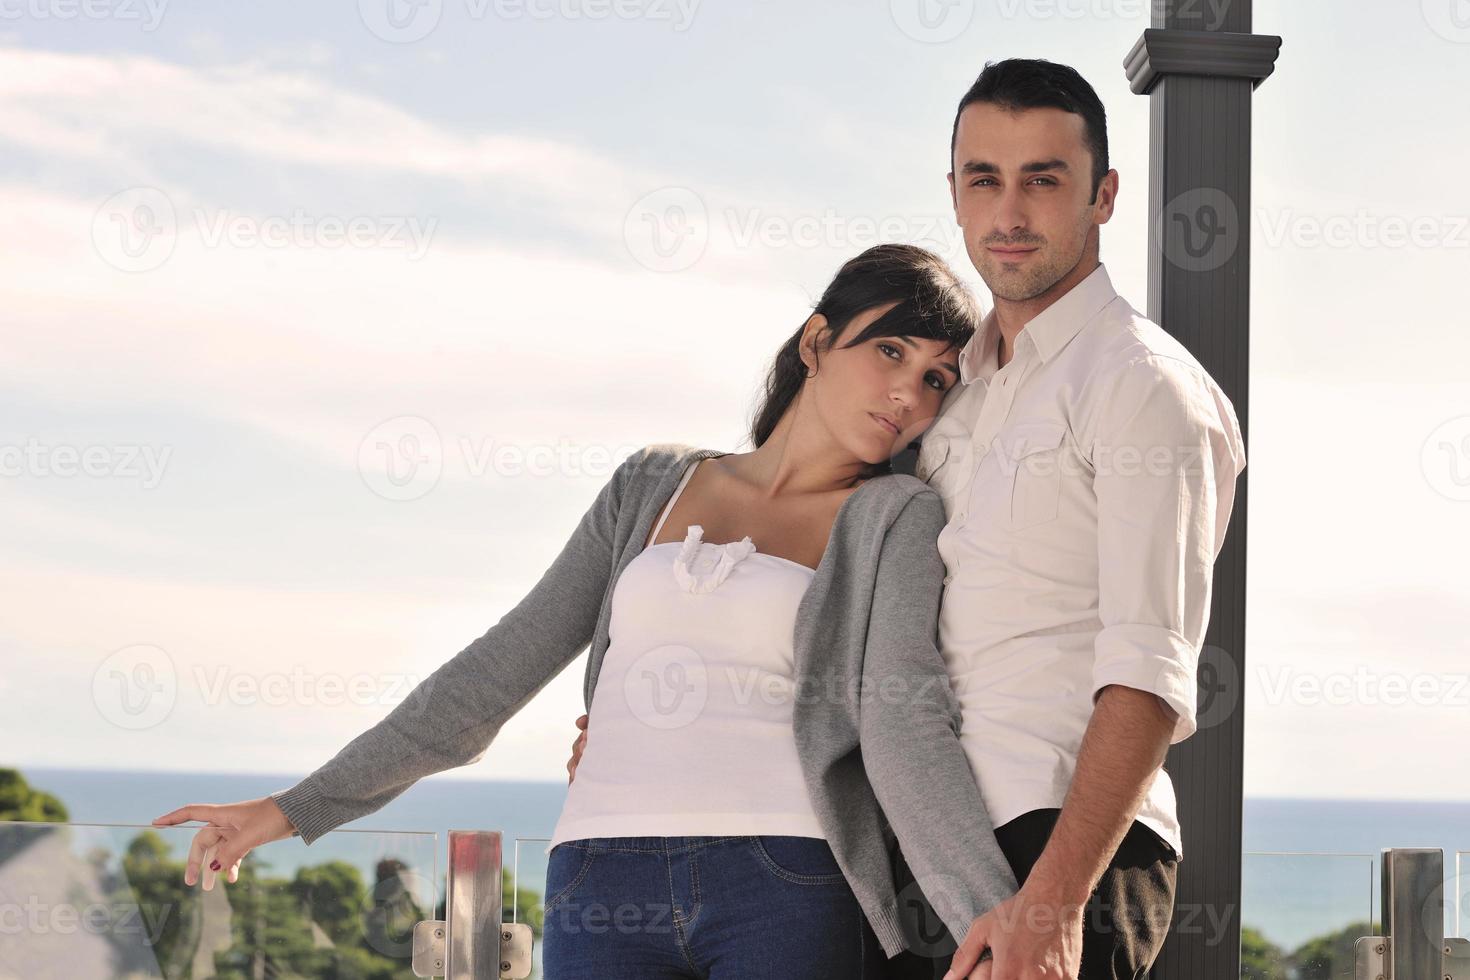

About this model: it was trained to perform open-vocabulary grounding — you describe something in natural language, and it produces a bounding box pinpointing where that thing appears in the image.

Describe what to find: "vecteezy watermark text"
[92,188,437,273]
[0,438,171,489]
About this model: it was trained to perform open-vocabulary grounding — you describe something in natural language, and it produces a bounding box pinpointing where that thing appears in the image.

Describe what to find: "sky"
[1,0,1468,805]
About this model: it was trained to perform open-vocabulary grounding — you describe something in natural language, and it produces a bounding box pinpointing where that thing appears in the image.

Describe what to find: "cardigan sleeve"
[270,447,645,844]
[858,488,1019,945]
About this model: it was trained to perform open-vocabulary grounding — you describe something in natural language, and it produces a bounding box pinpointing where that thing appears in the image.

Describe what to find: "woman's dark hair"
[949,58,1110,204]
[749,243,980,462]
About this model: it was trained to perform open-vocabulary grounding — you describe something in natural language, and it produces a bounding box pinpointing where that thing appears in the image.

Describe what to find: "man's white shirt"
[918,261,1246,861]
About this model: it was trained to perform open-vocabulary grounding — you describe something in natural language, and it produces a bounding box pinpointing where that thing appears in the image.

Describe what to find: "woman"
[153,243,1018,979]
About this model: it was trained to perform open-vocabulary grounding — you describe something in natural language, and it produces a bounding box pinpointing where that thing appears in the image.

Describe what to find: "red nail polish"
[209,860,221,871]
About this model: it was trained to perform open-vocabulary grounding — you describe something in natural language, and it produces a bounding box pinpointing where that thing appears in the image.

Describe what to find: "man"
[885,58,1245,980]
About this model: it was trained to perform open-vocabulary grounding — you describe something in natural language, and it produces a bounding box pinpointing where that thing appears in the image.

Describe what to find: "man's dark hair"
[949,58,1110,204]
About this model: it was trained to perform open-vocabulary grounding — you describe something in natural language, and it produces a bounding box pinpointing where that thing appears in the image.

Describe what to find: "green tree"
[291,860,367,947]
[210,854,337,978]
[1289,919,1379,980]
[0,770,436,979]
[0,768,69,873]
[117,830,204,977]
[0,768,68,822]
[203,854,427,978]
[505,866,544,939]
[361,858,427,964]
[1240,925,1287,979]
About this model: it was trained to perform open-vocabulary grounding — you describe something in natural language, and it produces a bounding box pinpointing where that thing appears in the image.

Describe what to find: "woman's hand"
[566,713,589,784]
[151,796,297,890]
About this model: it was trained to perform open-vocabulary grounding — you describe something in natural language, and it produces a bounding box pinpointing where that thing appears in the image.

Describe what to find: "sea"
[12,768,1470,954]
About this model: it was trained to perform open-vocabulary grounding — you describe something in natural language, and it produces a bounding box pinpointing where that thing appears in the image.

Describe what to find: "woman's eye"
[881,342,946,391]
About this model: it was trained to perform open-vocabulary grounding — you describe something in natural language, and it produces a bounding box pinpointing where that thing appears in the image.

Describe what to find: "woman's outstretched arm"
[265,447,648,843]
[858,488,1019,948]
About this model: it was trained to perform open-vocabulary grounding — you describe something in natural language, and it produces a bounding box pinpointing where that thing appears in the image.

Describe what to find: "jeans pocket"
[749,836,849,886]
[543,844,597,915]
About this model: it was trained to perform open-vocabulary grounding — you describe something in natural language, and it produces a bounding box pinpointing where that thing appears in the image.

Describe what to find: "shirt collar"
[958,262,1119,385]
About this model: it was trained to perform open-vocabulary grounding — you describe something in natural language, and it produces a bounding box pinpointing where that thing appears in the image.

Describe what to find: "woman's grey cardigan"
[270,443,1017,957]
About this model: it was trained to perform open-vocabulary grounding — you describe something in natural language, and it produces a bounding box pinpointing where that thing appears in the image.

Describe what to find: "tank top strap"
[648,458,702,545]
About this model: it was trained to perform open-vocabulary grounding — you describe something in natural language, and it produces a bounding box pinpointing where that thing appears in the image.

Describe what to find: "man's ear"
[947,170,958,215]
[1093,168,1120,225]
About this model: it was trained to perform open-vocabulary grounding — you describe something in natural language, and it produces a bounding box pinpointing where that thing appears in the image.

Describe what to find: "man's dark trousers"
[884,809,1178,979]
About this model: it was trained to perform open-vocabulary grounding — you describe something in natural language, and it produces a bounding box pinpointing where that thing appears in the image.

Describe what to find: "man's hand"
[566,713,588,784]
[945,883,1085,980]
[946,684,1172,977]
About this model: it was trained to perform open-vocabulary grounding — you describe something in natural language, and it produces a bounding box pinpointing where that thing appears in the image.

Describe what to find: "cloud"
[0,45,671,239]
[0,42,810,469]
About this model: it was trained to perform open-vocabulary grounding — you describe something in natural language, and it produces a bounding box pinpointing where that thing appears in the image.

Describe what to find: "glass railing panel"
[0,819,438,979]
[512,837,552,980]
[1240,851,1375,979]
[1457,851,1470,940]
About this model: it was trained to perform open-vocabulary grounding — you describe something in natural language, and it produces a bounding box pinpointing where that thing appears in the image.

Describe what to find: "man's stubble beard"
[967,211,1097,304]
[975,246,1074,303]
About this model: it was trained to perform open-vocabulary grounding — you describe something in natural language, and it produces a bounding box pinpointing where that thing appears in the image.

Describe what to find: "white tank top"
[546,458,825,851]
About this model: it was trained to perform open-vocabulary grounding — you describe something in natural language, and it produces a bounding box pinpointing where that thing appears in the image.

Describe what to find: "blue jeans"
[542,835,885,979]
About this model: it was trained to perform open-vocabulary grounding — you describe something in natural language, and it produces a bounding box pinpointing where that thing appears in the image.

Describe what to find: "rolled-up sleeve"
[1088,355,1245,744]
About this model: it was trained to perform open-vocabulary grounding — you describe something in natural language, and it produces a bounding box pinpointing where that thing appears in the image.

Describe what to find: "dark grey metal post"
[1123,5,1280,977]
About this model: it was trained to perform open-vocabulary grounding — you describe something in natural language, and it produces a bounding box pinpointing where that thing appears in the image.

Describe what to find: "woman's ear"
[798,313,828,376]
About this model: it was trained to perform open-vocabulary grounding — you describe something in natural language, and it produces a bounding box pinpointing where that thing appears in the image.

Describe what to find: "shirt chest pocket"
[1004,421,1069,530]
[917,434,976,516]
[916,435,948,483]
